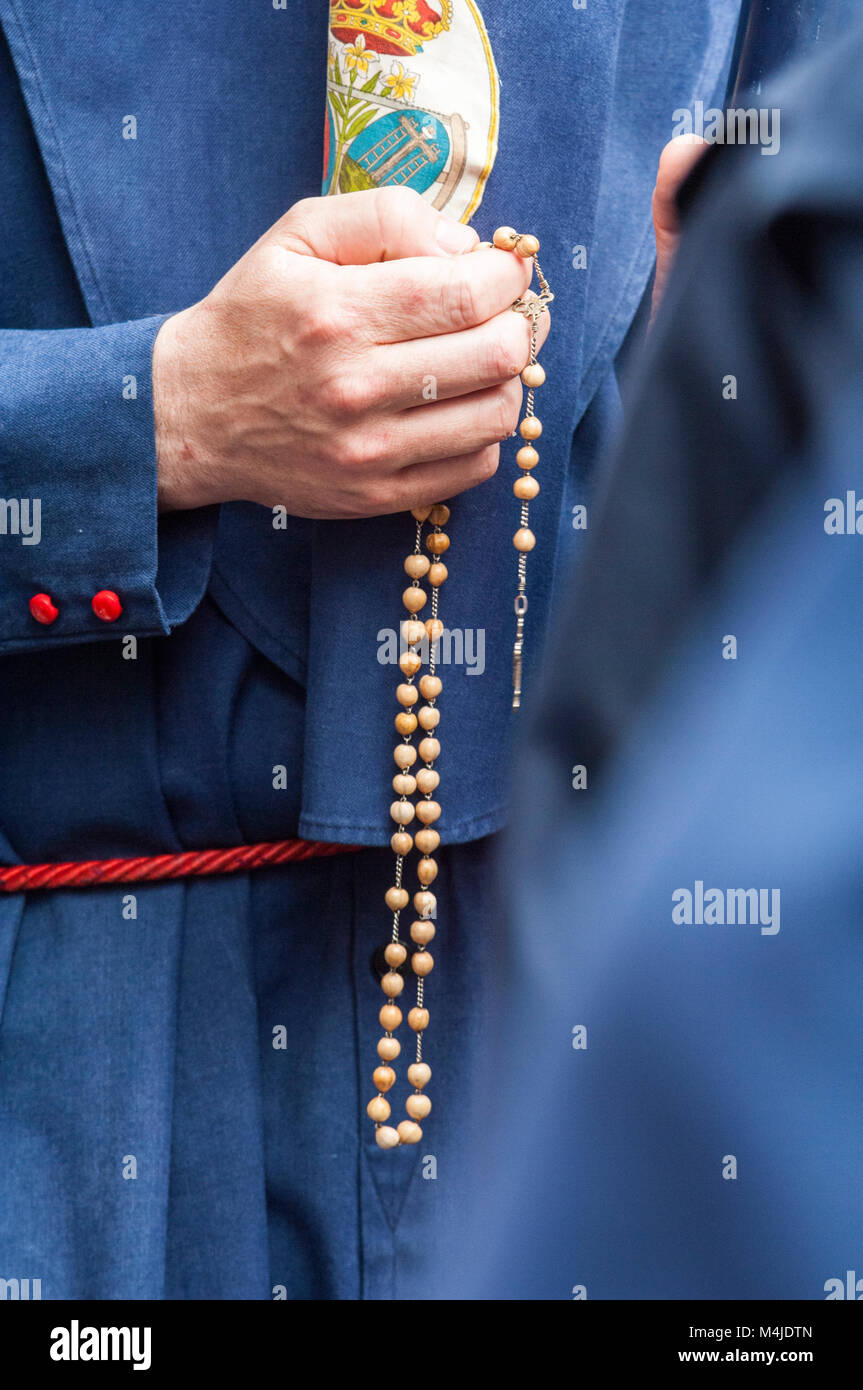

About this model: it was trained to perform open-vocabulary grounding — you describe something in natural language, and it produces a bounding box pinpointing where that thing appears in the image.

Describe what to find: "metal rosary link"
[509,248,554,709]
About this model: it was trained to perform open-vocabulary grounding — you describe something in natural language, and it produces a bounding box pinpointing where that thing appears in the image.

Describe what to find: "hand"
[153,187,550,518]
[650,134,709,322]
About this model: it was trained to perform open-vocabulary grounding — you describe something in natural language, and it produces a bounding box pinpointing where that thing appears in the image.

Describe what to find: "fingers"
[651,134,709,318]
[349,246,534,343]
[269,186,478,265]
[366,295,551,409]
[384,445,501,515]
[385,377,524,470]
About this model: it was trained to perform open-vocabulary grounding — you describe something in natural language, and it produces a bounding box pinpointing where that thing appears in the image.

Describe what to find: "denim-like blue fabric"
[0,823,505,1299]
[0,0,740,1299]
[434,26,863,1299]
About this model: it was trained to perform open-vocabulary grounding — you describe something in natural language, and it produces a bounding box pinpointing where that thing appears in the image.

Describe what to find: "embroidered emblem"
[324,0,500,223]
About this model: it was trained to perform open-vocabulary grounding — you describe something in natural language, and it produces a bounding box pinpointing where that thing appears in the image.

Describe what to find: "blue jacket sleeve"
[0,314,217,652]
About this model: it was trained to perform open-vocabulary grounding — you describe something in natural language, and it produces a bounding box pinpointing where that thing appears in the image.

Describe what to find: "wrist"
[152,306,217,512]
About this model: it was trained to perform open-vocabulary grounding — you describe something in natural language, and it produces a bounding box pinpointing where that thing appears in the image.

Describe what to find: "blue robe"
[0,0,739,1297]
[439,19,863,1299]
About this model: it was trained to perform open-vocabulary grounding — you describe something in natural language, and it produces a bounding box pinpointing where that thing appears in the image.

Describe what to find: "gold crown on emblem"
[330,0,452,57]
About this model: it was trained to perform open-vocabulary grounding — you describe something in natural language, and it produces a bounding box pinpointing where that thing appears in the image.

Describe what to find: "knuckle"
[486,328,523,382]
[302,303,348,347]
[285,195,321,225]
[333,430,372,472]
[374,186,425,257]
[337,426,387,473]
[248,241,288,292]
[326,369,377,419]
[377,185,423,220]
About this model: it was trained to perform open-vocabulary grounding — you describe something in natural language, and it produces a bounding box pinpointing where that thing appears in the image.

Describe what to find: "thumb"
[650,134,708,320]
[270,186,479,264]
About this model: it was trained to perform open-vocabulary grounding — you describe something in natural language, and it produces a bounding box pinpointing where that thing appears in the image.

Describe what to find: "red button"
[29,593,59,625]
[91,590,123,622]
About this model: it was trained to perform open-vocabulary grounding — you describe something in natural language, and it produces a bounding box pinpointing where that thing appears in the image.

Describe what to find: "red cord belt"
[0,838,362,893]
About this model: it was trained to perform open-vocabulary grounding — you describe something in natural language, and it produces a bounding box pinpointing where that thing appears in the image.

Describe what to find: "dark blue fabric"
[435,23,863,1299]
[0,837,505,1299]
[0,0,740,1299]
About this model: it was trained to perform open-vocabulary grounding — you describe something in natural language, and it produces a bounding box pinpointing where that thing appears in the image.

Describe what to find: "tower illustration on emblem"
[323,1,500,224]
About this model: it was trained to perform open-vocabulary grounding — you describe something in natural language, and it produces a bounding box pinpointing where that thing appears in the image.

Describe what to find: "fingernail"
[435,217,479,254]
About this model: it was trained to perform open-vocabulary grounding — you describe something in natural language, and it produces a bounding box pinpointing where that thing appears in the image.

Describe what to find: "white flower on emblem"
[344,36,376,76]
[384,62,419,102]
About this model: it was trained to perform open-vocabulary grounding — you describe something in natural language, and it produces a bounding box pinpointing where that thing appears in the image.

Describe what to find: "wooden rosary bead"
[416,857,438,885]
[516,445,539,470]
[402,586,427,613]
[367,1095,391,1122]
[404,554,430,578]
[373,239,554,1151]
[514,475,540,500]
[375,1125,400,1149]
[514,527,536,552]
[414,828,440,855]
[521,361,546,387]
[493,225,519,250]
[476,240,494,250]
[412,950,434,976]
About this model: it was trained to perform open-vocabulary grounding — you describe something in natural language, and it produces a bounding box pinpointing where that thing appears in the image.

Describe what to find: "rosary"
[368,227,554,1149]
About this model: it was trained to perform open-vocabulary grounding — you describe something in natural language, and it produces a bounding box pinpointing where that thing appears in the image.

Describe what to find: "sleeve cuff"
[0,315,217,652]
